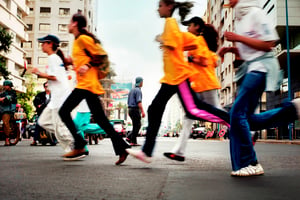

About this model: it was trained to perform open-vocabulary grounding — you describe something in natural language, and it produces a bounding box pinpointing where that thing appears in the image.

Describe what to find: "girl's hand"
[155,34,163,43]
[32,67,40,75]
[64,56,73,66]
[224,31,240,42]
[218,47,230,57]
[78,65,89,76]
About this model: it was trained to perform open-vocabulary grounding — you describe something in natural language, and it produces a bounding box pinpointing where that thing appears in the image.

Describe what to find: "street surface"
[1,137,300,200]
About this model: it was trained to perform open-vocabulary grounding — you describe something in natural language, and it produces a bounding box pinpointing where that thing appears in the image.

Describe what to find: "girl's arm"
[218,46,240,58]
[224,31,276,52]
[32,67,57,81]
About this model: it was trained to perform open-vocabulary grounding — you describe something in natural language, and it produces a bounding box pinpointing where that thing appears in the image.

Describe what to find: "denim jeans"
[230,71,297,171]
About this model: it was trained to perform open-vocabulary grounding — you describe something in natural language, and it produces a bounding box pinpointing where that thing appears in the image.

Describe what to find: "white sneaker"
[231,164,264,177]
[292,98,300,119]
[126,149,151,163]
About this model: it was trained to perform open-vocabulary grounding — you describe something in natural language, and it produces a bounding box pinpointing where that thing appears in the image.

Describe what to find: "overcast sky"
[97,0,207,109]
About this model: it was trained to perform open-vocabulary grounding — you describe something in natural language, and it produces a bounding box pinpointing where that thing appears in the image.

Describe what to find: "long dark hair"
[49,42,68,70]
[202,24,219,52]
[71,13,100,44]
[162,0,194,22]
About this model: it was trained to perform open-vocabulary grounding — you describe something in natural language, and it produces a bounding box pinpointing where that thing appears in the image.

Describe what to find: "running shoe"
[163,152,185,162]
[126,149,151,163]
[231,164,264,177]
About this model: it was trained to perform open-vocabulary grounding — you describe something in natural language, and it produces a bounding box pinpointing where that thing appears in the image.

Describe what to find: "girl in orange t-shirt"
[126,0,230,163]
[164,18,228,162]
[59,13,130,164]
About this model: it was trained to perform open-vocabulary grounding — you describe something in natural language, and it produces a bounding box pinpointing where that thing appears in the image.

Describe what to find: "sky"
[97,0,207,109]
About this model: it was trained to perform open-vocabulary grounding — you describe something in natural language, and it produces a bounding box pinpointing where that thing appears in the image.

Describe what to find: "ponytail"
[56,49,69,70]
[175,2,194,22]
[202,24,219,52]
[162,0,194,21]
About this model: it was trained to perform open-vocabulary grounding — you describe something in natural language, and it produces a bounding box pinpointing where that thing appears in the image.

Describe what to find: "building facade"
[0,0,29,92]
[23,0,96,89]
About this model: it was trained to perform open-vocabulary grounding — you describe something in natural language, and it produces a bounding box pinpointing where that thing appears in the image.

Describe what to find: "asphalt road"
[1,137,300,200]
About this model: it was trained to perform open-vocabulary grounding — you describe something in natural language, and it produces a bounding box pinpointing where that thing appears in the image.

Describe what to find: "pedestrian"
[126,0,230,163]
[59,13,131,164]
[164,17,226,161]
[32,34,74,154]
[31,81,51,146]
[218,0,300,176]
[126,77,145,146]
[0,80,17,146]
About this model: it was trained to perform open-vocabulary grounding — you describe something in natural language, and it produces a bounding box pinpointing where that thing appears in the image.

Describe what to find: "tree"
[0,26,13,80]
[17,75,37,120]
[116,102,123,119]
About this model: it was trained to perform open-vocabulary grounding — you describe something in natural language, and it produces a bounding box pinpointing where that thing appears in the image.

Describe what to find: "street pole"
[285,0,292,140]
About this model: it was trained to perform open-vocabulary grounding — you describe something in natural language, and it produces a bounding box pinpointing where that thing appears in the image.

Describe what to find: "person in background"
[31,81,50,146]
[0,80,17,146]
[218,0,300,176]
[126,77,145,146]
[32,34,74,156]
[59,13,131,164]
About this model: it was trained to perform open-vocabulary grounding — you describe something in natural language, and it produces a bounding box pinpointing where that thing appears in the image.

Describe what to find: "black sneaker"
[163,152,185,162]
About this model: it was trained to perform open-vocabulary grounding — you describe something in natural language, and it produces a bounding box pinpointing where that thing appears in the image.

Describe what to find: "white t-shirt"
[235,7,279,72]
[46,54,71,109]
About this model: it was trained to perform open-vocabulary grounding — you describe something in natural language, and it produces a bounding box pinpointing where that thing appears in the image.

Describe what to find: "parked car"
[190,127,206,139]
[126,124,133,136]
[110,119,126,137]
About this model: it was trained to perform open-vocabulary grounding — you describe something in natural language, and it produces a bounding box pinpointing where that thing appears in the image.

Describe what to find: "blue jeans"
[230,71,297,171]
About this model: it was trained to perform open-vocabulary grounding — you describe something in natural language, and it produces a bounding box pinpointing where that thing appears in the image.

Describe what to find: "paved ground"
[0,137,300,200]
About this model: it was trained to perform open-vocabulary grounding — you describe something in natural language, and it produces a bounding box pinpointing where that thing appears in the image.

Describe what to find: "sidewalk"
[257,139,300,145]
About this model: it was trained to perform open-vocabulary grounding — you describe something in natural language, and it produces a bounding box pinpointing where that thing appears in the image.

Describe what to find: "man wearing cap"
[0,80,17,146]
[126,77,145,146]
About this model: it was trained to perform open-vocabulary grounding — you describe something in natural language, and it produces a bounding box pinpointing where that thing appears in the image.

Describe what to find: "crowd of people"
[1,0,300,177]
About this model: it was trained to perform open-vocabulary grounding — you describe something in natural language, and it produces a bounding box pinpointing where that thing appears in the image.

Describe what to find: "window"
[17,8,22,19]
[29,7,34,15]
[59,8,70,16]
[39,23,50,31]
[60,41,69,49]
[38,57,48,65]
[27,24,33,31]
[3,0,10,9]
[22,41,32,48]
[58,24,68,32]
[26,57,32,65]
[40,7,51,16]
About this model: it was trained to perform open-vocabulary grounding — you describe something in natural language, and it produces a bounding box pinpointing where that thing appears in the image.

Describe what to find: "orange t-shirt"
[72,35,106,95]
[189,36,221,93]
[159,18,198,85]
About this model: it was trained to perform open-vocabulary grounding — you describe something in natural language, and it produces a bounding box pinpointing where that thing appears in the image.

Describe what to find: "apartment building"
[0,0,29,92]
[23,0,96,89]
